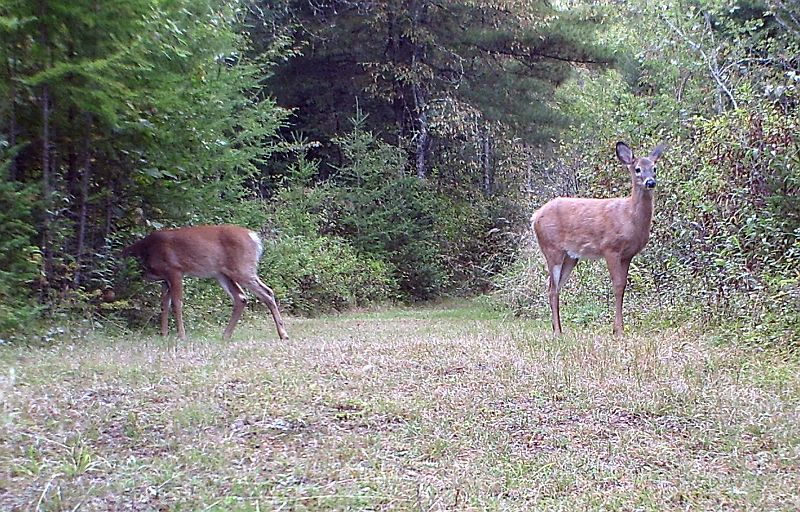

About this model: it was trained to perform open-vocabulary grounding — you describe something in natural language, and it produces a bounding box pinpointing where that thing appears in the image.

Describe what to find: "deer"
[532,141,665,336]
[121,224,289,341]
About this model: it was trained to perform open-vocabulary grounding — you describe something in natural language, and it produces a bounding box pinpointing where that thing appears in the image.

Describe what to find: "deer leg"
[217,275,247,340]
[160,282,172,337]
[548,270,561,335]
[558,255,579,291]
[605,254,631,336]
[544,252,567,335]
[241,276,289,340]
[543,254,581,335]
[165,273,186,340]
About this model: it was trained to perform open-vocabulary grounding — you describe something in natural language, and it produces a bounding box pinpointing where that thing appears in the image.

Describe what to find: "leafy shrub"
[260,234,398,315]
[495,95,799,344]
[329,115,450,300]
[664,105,799,344]
[263,144,403,313]
[438,195,527,294]
[0,167,41,335]
[270,114,453,302]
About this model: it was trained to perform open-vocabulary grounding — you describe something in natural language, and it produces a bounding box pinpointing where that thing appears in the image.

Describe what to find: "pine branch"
[471,42,609,66]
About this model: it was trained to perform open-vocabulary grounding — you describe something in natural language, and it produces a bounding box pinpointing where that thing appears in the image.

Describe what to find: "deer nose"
[645,178,656,189]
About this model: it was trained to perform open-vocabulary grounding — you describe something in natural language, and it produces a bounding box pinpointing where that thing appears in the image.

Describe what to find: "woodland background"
[0,0,797,343]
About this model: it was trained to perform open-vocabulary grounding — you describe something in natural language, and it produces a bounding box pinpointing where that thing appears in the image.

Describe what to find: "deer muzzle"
[644,178,656,189]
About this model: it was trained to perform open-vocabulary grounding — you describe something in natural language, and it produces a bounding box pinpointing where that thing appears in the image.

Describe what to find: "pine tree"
[0,0,292,328]
[261,0,612,189]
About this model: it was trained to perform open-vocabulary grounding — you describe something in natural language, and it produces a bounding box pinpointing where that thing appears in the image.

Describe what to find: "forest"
[0,0,798,343]
[2,1,800,509]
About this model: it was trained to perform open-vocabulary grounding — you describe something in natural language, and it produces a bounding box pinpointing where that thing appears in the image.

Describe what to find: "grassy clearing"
[1,302,799,510]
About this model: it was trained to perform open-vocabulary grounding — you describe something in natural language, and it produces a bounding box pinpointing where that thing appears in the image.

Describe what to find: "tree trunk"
[481,124,494,196]
[41,83,53,293]
[104,177,114,244]
[7,56,18,180]
[66,107,79,203]
[74,114,93,288]
[39,0,54,294]
[414,87,429,180]
[410,0,429,179]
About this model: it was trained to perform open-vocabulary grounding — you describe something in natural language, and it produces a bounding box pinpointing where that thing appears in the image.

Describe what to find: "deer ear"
[616,142,634,165]
[650,144,666,162]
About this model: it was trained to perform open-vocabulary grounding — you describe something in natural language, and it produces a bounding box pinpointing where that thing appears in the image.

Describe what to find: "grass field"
[1,302,799,510]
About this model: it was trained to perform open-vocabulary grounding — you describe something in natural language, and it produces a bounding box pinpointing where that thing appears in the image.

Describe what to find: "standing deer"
[532,141,665,336]
[122,224,289,341]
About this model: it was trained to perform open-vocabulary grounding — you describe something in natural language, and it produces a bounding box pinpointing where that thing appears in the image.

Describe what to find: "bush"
[330,116,450,300]
[260,234,398,315]
[269,116,453,302]
[494,98,799,344]
[0,169,41,335]
[663,105,799,344]
[264,112,527,310]
[438,195,527,294]
[263,146,402,314]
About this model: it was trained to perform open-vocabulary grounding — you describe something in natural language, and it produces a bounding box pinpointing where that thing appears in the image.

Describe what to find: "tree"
[261,0,611,190]
[0,0,292,330]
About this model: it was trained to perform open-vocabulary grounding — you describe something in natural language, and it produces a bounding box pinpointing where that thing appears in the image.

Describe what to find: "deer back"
[123,225,261,280]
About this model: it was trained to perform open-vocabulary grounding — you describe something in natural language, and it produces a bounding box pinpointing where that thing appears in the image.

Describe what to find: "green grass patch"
[2,301,799,510]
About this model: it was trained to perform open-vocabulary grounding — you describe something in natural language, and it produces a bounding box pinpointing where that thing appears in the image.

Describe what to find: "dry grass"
[1,302,799,510]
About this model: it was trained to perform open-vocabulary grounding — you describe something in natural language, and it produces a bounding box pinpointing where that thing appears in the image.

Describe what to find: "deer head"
[616,141,664,192]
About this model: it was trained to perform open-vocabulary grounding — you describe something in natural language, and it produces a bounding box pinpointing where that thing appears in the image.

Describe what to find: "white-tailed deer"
[532,141,665,336]
[122,224,289,341]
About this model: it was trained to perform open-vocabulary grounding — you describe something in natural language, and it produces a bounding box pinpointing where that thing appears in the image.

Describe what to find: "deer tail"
[248,230,264,261]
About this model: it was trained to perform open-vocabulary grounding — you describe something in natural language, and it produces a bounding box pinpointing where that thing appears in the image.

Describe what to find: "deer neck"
[629,183,654,228]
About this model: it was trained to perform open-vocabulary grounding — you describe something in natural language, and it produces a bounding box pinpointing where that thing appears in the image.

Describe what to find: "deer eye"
[635,167,642,174]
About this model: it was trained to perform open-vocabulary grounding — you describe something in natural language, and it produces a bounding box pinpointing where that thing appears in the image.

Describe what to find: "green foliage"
[0,0,294,329]
[265,113,527,308]
[329,118,448,299]
[494,0,799,344]
[117,0,292,227]
[436,196,526,294]
[266,0,611,180]
[0,164,40,333]
[668,105,799,343]
[260,234,398,315]
[263,146,400,315]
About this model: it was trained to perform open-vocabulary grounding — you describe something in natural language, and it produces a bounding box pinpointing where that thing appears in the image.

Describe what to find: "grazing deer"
[532,141,665,336]
[122,224,289,341]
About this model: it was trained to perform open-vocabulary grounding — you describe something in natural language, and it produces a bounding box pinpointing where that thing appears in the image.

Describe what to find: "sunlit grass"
[1,301,799,510]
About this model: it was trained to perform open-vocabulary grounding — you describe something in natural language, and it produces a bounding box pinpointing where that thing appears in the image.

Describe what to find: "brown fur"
[122,224,288,341]
[533,142,665,336]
